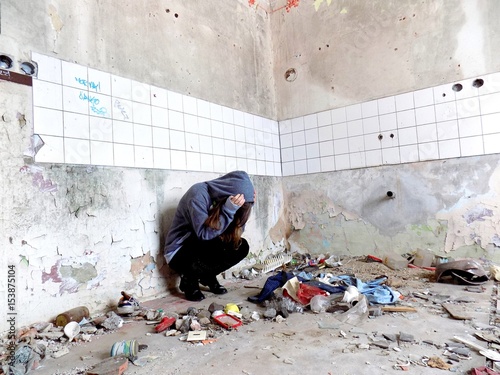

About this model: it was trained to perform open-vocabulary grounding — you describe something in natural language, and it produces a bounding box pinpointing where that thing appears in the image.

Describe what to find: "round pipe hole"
[284,68,297,82]
[386,191,395,198]
[378,134,383,140]
[20,61,36,76]
[452,83,463,92]
[472,78,484,88]
[0,55,13,69]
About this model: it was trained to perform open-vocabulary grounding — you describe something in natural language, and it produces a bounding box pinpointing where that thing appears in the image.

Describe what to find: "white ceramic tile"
[135,146,153,168]
[151,86,168,108]
[111,75,132,100]
[396,109,416,128]
[280,133,293,148]
[199,153,214,172]
[236,157,248,172]
[88,92,112,118]
[186,152,201,171]
[395,92,414,111]
[348,135,364,152]
[413,88,434,108]
[263,132,273,147]
[90,140,114,166]
[132,102,151,125]
[210,102,223,121]
[113,120,134,144]
[435,101,457,122]
[480,72,500,95]
[112,98,132,122]
[361,100,378,118]
[382,147,400,164]
[347,120,363,137]
[433,83,455,104]
[415,106,436,125]
[64,138,90,165]
[167,91,183,112]
[363,116,380,134]
[199,135,213,154]
[273,148,281,163]
[184,114,199,134]
[335,154,350,170]
[62,61,87,89]
[265,147,274,161]
[380,130,398,148]
[346,103,362,121]
[379,113,397,131]
[224,140,236,158]
[350,152,366,169]
[245,144,256,159]
[418,142,439,161]
[171,150,187,170]
[183,95,197,116]
[484,133,500,154]
[198,118,211,136]
[320,155,335,172]
[365,149,382,167]
[247,159,257,175]
[460,136,484,156]
[254,116,264,132]
[153,148,171,169]
[307,158,321,173]
[212,137,225,156]
[245,127,256,144]
[63,86,90,114]
[131,80,150,104]
[480,92,500,115]
[332,123,348,139]
[233,110,245,126]
[270,120,279,135]
[294,160,307,175]
[279,120,292,134]
[35,135,64,163]
[32,53,62,83]
[222,106,234,124]
[151,107,168,128]
[235,125,246,142]
[282,162,294,176]
[152,127,169,149]
[170,129,186,150]
[34,107,63,136]
[268,161,278,176]
[399,144,419,163]
[417,123,438,143]
[364,133,382,151]
[292,131,306,146]
[293,145,306,160]
[306,143,320,158]
[223,123,235,141]
[456,97,480,119]
[436,120,459,140]
[197,99,211,119]
[213,155,226,173]
[291,117,304,132]
[134,124,152,147]
[281,147,294,162]
[458,116,482,138]
[168,110,184,131]
[64,112,89,139]
[272,134,280,149]
[334,138,349,154]
[331,107,347,124]
[482,113,500,134]
[255,160,265,175]
[244,113,254,129]
[305,128,319,144]
[254,130,264,147]
[89,117,113,142]
[438,139,461,159]
[33,80,63,110]
[398,127,417,146]
[235,141,246,158]
[319,140,334,157]
[378,96,396,114]
[317,110,332,126]
[303,114,317,130]
[318,125,333,142]
[454,77,479,100]
[227,157,238,173]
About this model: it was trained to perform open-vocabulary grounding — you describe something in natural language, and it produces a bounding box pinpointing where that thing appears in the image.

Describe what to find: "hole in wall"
[20,61,37,76]
[378,134,383,140]
[390,133,395,139]
[0,55,13,69]
[387,191,395,198]
[472,78,484,88]
[284,68,297,82]
[452,83,463,92]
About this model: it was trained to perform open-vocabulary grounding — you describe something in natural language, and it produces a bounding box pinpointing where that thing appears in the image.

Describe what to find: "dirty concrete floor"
[34,259,497,375]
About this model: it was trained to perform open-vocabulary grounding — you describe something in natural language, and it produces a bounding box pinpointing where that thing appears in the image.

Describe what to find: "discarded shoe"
[435,259,489,285]
[155,316,176,333]
[179,276,205,301]
[200,277,228,295]
[117,291,141,315]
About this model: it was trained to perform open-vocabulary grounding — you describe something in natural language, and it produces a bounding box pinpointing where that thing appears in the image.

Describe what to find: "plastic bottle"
[55,306,90,327]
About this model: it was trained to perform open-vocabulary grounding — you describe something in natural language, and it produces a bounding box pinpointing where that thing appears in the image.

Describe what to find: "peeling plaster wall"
[282,156,500,262]
[0,0,280,332]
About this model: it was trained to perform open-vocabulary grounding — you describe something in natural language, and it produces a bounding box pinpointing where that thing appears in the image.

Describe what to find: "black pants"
[169,236,249,282]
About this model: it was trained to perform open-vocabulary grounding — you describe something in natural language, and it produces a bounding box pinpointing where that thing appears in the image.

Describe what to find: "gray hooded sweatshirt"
[164,171,254,263]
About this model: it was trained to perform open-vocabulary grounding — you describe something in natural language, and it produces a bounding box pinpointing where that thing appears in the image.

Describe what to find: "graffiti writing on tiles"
[114,99,129,120]
[0,69,11,77]
[75,77,101,92]
[79,91,108,117]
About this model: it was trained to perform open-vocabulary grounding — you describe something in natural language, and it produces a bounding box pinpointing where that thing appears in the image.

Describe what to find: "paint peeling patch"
[20,164,58,192]
[130,252,156,278]
[463,207,493,224]
[492,234,500,247]
[42,256,101,295]
[23,134,44,159]
[42,263,62,284]
[48,4,64,32]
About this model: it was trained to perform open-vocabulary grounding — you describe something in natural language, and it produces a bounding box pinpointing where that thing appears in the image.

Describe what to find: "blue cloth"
[248,271,302,303]
[327,275,400,305]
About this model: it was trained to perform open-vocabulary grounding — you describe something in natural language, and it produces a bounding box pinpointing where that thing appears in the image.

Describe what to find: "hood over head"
[206,171,254,203]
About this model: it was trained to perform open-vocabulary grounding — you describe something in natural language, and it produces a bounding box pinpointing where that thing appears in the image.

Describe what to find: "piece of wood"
[86,355,128,375]
[381,306,417,312]
[442,303,472,320]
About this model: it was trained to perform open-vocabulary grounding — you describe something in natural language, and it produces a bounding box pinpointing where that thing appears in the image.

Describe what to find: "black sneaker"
[179,276,205,301]
[200,276,228,295]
